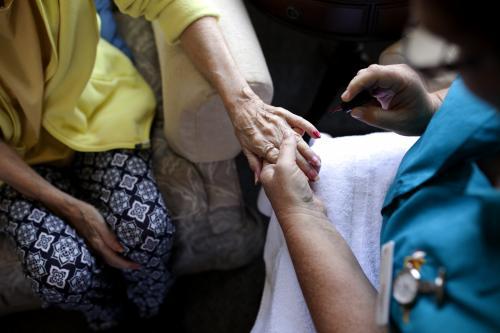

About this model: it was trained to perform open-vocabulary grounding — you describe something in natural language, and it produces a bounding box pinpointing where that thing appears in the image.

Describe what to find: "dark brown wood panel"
[249,0,409,41]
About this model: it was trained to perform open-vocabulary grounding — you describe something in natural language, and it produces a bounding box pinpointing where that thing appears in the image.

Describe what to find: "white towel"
[252,132,418,333]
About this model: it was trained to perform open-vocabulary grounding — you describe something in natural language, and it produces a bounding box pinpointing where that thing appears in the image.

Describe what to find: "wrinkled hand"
[342,64,443,136]
[56,196,140,270]
[260,132,326,220]
[230,88,322,182]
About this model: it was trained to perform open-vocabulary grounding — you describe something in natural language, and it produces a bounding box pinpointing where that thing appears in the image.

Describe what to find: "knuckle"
[267,107,278,115]
[259,144,273,159]
[395,63,410,71]
[357,68,367,75]
[262,126,275,137]
[269,114,285,126]
[276,107,288,114]
[266,148,279,162]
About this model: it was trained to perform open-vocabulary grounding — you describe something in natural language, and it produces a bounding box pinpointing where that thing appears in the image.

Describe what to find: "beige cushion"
[153,0,273,163]
[118,12,267,275]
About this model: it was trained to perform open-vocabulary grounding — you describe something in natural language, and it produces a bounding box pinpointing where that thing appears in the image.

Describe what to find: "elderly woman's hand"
[229,87,322,182]
[260,131,326,221]
[179,17,321,182]
[51,194,141,271]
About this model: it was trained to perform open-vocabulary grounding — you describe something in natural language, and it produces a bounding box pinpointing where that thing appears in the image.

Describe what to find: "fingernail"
[310,156,321,168]
[341,91,349,100]
[313,130,321,138]
[254,172,259,185]
[308,169,319,181]
[350,109,362,119]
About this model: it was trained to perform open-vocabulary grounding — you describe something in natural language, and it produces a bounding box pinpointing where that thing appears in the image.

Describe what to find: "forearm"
[180,16,254,117]
[0,140,73,214]
[277,208,381,333]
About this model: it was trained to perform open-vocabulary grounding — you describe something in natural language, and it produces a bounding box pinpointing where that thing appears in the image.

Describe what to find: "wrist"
[223,85,260,116]
[403,91,443,136]
[275,197,328,223]
[42,187,79,218]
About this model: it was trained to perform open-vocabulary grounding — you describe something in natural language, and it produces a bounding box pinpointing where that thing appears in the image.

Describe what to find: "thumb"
[259,160,275,185]
[350,106,398,129]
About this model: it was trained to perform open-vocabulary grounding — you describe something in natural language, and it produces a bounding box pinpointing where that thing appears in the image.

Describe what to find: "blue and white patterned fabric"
[0,149,175,330]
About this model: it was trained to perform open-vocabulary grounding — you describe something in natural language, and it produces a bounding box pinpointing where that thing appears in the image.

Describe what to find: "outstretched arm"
[179,17,321,182]
[261,133,382,333]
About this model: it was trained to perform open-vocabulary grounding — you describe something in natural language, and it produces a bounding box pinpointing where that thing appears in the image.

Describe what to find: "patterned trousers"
[0,149,175,330]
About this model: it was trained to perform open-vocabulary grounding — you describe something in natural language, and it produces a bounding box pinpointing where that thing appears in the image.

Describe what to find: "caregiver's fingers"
[350,105,402,129]
[342,64,407,102]
[296,136,321,172]
[259,159,275,184]
[296,149,320,182]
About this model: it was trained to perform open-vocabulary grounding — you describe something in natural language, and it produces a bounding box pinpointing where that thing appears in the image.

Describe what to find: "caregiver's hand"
[342,64,447,136]
[260,132,326,222]
[230,88,322,183]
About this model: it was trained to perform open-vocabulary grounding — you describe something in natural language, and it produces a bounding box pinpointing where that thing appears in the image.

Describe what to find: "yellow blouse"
[0,0,218,165]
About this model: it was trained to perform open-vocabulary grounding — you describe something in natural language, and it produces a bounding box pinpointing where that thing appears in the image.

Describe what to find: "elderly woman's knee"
[114,204,174,261]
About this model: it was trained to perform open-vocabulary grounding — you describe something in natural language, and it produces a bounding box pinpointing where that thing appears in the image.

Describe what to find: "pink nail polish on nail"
[313,130,321,138]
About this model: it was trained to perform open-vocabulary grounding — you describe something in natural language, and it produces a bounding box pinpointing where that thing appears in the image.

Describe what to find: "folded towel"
[252,132,418,333]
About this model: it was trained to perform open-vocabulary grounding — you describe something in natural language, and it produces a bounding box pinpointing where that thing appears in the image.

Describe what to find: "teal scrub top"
[381,78,500,333]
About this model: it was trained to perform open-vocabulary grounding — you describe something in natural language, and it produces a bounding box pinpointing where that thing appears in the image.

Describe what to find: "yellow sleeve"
[114,0,220,44]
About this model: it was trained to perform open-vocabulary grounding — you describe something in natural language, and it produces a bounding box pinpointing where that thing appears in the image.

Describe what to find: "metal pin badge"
[392,251,446,323]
